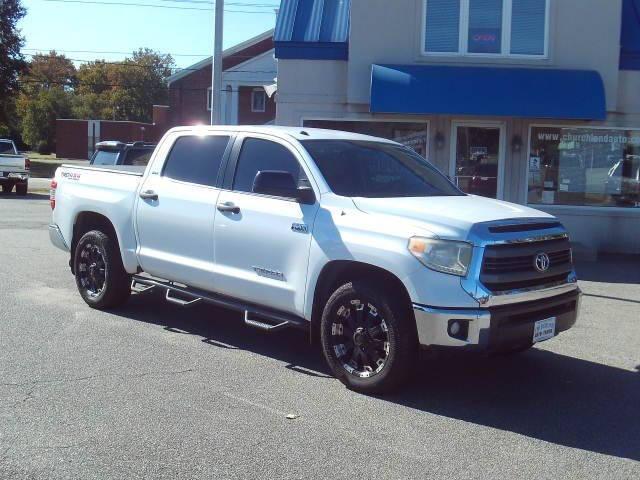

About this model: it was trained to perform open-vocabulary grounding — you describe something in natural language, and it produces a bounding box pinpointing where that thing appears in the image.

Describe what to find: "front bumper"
[49,224,70,251]
[413,288,581,351]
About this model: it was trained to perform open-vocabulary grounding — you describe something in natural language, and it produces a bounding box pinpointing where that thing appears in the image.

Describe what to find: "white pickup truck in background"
[0,139,30,196]
[49,126,581,393]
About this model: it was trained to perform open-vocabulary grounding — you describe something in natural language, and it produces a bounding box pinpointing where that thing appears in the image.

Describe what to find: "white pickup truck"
[49,126,581,393]
[0,139,30,195]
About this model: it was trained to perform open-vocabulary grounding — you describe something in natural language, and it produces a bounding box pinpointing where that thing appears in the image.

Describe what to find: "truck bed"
[61,164,146,176]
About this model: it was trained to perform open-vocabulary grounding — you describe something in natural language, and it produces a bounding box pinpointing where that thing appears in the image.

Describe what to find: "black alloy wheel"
[321,281,418,394]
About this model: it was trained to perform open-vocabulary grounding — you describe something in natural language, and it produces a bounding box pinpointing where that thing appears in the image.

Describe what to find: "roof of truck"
[166,125,400,145]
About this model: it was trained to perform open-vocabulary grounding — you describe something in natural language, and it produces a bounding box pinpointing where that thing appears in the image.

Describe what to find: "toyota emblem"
[534,252,551,272]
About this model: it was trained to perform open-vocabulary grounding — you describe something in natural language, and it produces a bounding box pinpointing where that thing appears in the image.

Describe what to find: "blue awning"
[370,65,606,121]
[275,0,350,60]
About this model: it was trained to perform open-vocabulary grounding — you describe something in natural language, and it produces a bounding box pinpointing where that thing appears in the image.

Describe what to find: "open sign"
[468,28,501,53]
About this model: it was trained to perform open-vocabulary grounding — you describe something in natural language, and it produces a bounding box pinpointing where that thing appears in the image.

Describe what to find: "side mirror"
[252,170,315,204]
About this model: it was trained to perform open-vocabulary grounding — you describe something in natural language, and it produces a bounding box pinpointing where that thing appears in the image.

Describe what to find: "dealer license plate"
[533,317,556,343]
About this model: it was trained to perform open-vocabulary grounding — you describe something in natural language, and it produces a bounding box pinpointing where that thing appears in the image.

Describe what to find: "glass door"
[451,123,505,199]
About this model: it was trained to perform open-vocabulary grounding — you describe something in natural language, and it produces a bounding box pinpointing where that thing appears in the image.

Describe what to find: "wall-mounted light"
[511,134,523,153]
[435,131,445,150]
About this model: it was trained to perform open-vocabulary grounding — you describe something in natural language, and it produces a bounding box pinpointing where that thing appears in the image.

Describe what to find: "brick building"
[167,30,277,126]
[56,31,276,159]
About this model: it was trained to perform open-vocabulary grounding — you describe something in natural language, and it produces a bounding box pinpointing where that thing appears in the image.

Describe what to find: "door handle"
[217,202,240,214]
[139,190,158,201]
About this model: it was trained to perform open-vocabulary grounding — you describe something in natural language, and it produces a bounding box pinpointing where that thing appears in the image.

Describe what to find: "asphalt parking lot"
[1,194,639,479]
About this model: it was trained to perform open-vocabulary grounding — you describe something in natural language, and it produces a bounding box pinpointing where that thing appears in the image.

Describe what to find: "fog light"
[447,319,469,340]
[450,321,461,336]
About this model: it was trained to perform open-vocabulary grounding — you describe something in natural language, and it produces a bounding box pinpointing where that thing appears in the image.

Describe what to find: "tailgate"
[0,155,26,172]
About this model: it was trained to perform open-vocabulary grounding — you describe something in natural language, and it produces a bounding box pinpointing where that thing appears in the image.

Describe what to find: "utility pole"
[210,0,224,125]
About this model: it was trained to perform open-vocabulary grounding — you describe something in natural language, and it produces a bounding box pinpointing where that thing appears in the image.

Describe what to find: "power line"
[22,48,212,57]
[22,51,275,62]
[21,53,277,74]
[37,0,278,12]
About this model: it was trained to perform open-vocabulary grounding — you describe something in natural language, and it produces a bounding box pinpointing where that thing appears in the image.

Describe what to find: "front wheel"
[320,281,418,394]
[74,230,131,309]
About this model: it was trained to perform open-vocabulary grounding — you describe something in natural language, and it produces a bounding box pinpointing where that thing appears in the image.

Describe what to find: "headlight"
[408,237,472,277]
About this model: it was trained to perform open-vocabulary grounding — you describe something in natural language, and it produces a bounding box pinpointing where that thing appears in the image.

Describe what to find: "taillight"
[50,179,57,210]
[25,158,31,170]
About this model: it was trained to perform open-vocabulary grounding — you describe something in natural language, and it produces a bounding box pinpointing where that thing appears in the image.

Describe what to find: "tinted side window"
[163,135,229,187]
[124,148,153,166]
[233,138,306,193]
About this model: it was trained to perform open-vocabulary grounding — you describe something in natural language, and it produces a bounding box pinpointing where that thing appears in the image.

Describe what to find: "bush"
[36,140,51,155]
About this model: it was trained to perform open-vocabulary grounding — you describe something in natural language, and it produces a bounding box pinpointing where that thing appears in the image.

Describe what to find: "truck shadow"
[0,192,49,200]
[115,289,639,462]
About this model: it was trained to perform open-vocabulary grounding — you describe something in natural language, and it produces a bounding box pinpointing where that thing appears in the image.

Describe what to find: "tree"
[73,49,175,122]
[16,52,75,152]
[0,0,27,134]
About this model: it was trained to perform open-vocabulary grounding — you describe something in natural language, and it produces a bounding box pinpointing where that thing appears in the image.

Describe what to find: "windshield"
[92,150,120,166]
[302,140,463,198]
[0,141,16,155]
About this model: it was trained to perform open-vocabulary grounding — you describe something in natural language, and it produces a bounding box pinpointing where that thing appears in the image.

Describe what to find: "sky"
[18,0,279,69]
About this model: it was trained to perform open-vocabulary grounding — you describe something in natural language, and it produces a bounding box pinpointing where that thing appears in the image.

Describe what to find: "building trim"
[275,41,349,60]
[168,29,275,85]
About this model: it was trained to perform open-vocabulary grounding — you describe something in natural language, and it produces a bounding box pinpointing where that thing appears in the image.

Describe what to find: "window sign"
[528,127,640,208]
[424,0,548,57]
[468,0,503,54]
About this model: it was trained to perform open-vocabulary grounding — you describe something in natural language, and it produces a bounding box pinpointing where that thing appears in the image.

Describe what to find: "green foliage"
[0,0,27,128]
[17,88,72,151]
[16,51,75,149]
[13,47,175,150]
[73,49,175,122]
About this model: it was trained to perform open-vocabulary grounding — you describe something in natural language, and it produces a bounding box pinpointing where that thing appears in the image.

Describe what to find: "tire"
[1,182,13,194]
[320,281,418,394]
[74,230,131,309]
[15,183,27,196]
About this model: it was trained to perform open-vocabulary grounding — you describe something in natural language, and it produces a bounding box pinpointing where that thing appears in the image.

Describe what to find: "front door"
[451,123,505,199]
[213,135,319,316]
[135,133,231,291]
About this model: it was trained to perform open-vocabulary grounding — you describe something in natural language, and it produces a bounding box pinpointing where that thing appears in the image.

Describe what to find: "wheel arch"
[70,211,120,274]
[309,260,414,345]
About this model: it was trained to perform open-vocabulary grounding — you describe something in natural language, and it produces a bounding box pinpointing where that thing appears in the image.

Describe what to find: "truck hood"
[351,195,554,241]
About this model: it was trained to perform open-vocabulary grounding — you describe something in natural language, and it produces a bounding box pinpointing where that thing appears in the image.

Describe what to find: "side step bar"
[131,275,308,333]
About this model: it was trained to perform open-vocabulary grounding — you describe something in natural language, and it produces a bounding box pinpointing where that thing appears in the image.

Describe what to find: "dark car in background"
[90,141,156,167]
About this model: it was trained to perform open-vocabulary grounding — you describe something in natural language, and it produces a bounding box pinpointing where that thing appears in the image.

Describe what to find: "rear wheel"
[74,230,131,309]
[15,183,27,196]
[320,281,418,394]
[1,182,13,194]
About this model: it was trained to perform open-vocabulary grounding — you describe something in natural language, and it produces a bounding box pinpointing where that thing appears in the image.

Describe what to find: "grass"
[24,151,88,178]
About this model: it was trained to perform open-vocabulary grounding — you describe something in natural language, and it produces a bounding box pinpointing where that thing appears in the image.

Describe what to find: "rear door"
[212,135,320,315]
[135,133,232,290]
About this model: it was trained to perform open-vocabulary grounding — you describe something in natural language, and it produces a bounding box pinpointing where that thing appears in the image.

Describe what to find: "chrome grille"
[480,237,573,292]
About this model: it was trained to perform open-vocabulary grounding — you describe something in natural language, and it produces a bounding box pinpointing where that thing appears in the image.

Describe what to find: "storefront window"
[528,126,640,208]
[303,120,429,158]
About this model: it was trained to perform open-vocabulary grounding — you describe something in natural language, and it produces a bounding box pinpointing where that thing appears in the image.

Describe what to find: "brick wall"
[56,106,170,159]
[238,86,276,125]
[169,37,276,126]
[56,120,90,160]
